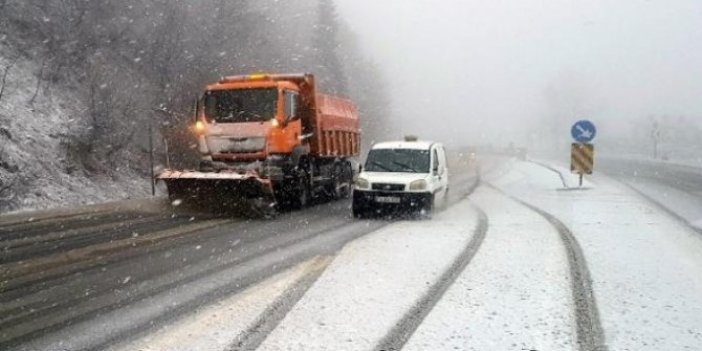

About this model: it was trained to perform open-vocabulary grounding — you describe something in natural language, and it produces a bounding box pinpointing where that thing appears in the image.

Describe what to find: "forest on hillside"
[0,0,389,173]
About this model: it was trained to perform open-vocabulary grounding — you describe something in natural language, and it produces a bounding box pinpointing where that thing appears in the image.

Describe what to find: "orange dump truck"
[158,73,360,213]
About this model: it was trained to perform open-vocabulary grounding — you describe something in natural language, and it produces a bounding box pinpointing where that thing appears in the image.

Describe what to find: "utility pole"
[163,137,171,169]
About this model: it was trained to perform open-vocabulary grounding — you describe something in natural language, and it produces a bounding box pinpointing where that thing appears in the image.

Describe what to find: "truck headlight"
[409,179,427,191]
[355,177,370,190]
[195,121,206,133]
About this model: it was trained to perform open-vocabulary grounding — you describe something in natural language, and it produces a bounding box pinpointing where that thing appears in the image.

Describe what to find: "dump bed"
[309,94,360,158]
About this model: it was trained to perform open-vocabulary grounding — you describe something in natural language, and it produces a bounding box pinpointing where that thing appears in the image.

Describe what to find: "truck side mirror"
[193,98,200,123]
[284,91,300,123]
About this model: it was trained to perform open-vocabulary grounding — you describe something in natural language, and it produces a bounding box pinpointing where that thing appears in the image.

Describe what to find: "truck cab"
[352,140,449,217]
[195,74,307,177]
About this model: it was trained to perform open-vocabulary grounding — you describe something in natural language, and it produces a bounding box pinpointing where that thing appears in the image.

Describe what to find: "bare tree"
[0,59,15,103]
[0,139,19,212]
[27,55,47,105]
[4,0,387,177]
[311,0,349,96]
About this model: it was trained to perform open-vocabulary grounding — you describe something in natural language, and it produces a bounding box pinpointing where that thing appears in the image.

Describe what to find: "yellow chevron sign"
[571,143,594,175]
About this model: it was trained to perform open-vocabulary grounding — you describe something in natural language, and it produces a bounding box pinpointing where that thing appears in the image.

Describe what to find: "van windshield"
[365,149,430,173]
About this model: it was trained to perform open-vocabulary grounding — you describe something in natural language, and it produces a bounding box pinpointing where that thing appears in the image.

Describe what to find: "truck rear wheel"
[330,162,352,200]
[291,171,310,209]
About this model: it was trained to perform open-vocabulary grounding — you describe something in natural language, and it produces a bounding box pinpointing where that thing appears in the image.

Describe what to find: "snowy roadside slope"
[257,200,480,351]
[0,41,149,213]
[489,160,702,350]
[597,156,702,232]
[405,186,575,351]
[624,179,702,231]
[526,158,595,189]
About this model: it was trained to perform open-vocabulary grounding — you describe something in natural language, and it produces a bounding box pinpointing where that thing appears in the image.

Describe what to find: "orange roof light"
[219,73,309,84]
[248,73,269,80]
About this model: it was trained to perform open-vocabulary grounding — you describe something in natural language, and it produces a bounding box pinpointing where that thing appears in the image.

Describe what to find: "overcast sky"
[336,0,702,147]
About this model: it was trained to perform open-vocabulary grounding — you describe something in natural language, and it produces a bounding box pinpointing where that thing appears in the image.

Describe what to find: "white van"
[352,140,449,217]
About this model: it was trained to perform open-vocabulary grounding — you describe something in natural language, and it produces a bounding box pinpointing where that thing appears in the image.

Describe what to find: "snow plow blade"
[157,170,276,214]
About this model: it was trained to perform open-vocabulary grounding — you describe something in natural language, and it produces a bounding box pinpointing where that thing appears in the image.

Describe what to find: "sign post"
[571,143,594,186]
[570,120,597,187]
[149,120,155,196]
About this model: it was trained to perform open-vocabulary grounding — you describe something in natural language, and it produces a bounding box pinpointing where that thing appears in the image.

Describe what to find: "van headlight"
[355,177,370,190]
[409,179,427,191]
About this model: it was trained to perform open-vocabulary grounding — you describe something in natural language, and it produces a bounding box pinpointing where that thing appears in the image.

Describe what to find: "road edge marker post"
[570,120,597,188]
[570,142,594,187]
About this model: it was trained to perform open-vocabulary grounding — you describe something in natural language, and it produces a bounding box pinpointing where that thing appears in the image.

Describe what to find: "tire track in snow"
[486,183,608,351]
[0,218,231,295]
[374,204,489,351]
[372,159,484,350]
[0,215,200,264]
[1,155,482,350]
[230,170,481,351]
[229,164,482,351]
[0,218,354,350]
[228,256,333,351]
[0,211,159,241]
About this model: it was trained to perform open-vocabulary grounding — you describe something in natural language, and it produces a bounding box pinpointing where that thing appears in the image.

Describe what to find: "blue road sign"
[571,120,597,143]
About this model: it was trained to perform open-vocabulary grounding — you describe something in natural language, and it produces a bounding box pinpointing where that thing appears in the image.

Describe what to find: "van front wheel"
[352,200,366,218]
[421,194,435,218]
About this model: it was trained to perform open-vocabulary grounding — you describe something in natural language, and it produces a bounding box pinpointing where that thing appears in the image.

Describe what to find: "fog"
[336,0,702,152]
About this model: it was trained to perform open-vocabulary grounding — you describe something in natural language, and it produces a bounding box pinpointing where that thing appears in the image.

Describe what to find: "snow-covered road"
[405,185,576,351]
[258,199,484,351]
[4,156,702,351]
[251,158,702,351]
[491,159,702,350]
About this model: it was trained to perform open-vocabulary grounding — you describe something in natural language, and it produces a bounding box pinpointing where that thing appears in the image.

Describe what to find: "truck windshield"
[204,88,277,123]
[365,149,430,173]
